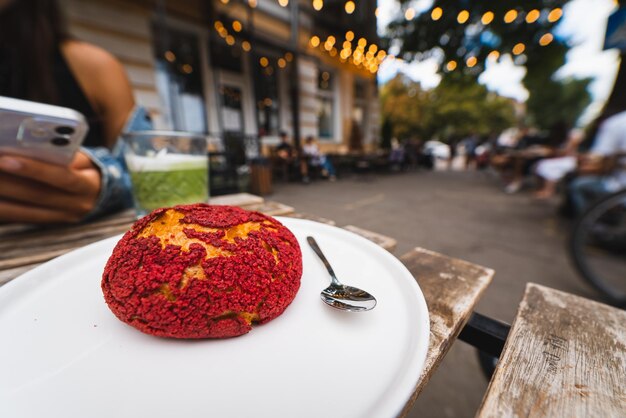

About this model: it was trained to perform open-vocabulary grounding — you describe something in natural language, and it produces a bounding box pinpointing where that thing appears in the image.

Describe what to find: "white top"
[592,111,626,187]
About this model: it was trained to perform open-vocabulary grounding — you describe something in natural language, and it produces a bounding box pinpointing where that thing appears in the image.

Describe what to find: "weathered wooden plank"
[342,225,397,253]
[398,247,494,417]
[244,201,295,216]
[476,283,626,418]
[209,193,264,207]
[285,213,337,226]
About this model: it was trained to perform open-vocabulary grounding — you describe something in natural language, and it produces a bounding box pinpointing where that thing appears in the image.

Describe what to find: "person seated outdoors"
[302,136,336,181]
[388,138,405,171]
[567,110,626,214]
[273,131,309,183]
[494,125,567,194]
[532,129,583,199]
[0,0,150,224]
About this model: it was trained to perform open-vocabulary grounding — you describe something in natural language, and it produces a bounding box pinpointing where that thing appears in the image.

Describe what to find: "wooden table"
[0,193,490,415]
[4,193,621,416]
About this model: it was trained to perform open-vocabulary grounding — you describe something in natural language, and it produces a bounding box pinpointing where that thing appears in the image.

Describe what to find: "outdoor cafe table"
[1,193,623,417]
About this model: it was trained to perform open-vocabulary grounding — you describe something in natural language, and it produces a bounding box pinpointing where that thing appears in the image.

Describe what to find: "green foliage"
[380,73,516,143]
[523,42,592,130]
[387,0,570,74]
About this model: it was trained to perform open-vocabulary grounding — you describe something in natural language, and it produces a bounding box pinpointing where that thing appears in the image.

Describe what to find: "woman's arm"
[62,40,135,148]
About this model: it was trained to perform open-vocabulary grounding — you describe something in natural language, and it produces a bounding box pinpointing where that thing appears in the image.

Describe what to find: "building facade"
[61,0,382,156]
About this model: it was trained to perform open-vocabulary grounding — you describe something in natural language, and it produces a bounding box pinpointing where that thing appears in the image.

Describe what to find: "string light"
[539,33,554,46]
[232,21,242,32]
[357,37,367,48]
[368,44,378,54]
[278,0,288,6]
[346,31,355,41]
[466,56,477,67]
[512,43,525,55]
[548,8,562,22]
[214,21,223,30]
[405,8,416,21]
[488,50,500,61]
[345,1,355,14]
[504,10,517,23]
[312,0,323,11]
[446,60,457,71]
[481,11,494,25]
[225,35,235,45]
[259,57,269,67]
[285,52,293,62]
[326,36,336,47]
[248,0,257,7]
[277,58,287,68]
[242,41,251,52]
[431,7,443,21]
[164,50,176,62]
[457,10,469,24]
[310,36,320,47]
[220,0,229,4]
[526,9,540,23]
[182,64,193,74]
[329,48,338,57]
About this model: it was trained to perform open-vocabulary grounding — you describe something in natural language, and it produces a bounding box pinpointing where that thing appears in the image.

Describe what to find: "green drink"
[127,154,208,216]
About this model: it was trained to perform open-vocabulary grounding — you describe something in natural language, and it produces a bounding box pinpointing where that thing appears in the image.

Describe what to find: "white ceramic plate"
[0,218,429,418]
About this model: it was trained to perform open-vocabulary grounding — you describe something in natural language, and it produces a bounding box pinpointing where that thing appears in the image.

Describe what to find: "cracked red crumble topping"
[101,204,302,339]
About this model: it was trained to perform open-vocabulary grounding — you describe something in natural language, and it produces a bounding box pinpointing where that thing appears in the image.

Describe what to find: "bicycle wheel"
[569,189,626,308]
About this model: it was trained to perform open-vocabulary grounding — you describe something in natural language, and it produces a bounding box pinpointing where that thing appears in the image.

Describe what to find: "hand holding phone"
[0,151,101,223]
[0,96,88,165]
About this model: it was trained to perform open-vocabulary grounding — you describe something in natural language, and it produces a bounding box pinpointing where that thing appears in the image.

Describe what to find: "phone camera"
[55,126,75,135]
[51,137,71,146]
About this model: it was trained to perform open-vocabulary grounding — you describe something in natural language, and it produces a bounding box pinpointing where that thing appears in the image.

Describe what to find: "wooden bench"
[477,283,626,417]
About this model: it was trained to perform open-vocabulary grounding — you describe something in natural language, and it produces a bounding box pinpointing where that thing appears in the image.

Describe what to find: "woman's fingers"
[0,199,83,224]
[0,173,95,214]
[0,152,102,223]
[0,153,100,195]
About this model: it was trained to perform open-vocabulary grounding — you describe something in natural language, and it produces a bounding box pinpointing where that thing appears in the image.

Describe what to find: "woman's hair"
[0,0,68,103]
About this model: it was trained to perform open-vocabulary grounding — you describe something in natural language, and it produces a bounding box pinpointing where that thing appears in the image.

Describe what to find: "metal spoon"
[307,236,377,312]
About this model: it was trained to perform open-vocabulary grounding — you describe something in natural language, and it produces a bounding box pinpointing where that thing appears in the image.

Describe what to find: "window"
[317,69,334,139]
[252,54,280,136]
[152,26,207,132]
[210,39,243,73]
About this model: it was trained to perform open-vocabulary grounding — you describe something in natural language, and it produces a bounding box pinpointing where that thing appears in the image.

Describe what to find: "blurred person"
[460,134,478,170]
[302,136,336,181]
[388,137,405,170]
[274,131,309,183]
[568,110,626,214]
[0,0,149,224]
[500,127,562,194]
[532,130,584,199]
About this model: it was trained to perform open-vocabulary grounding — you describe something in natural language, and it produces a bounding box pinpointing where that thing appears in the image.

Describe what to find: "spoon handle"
[307,236,341,286]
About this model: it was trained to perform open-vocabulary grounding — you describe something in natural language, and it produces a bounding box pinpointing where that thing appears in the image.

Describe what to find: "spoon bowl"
[307,236,377,312]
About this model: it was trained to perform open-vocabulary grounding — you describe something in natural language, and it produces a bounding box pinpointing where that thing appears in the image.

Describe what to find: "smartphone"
[0,96,88,165]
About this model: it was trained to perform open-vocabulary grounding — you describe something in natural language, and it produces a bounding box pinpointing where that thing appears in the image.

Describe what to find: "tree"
[523,42,592,134]
[380,73,516,143]
[385,0,599,137]
[387,0,570,74]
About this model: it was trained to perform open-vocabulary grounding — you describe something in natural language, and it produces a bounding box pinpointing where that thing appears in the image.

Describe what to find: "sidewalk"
[270,168,597,417]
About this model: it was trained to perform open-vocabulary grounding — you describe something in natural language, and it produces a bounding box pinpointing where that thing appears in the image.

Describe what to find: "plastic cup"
[122,131,209,217]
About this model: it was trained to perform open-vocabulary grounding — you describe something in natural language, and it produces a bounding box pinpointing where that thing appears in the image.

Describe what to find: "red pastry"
[102,204,302,338]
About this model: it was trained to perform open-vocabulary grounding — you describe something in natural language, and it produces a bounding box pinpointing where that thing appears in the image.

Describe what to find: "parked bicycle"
[568,188,626,308]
